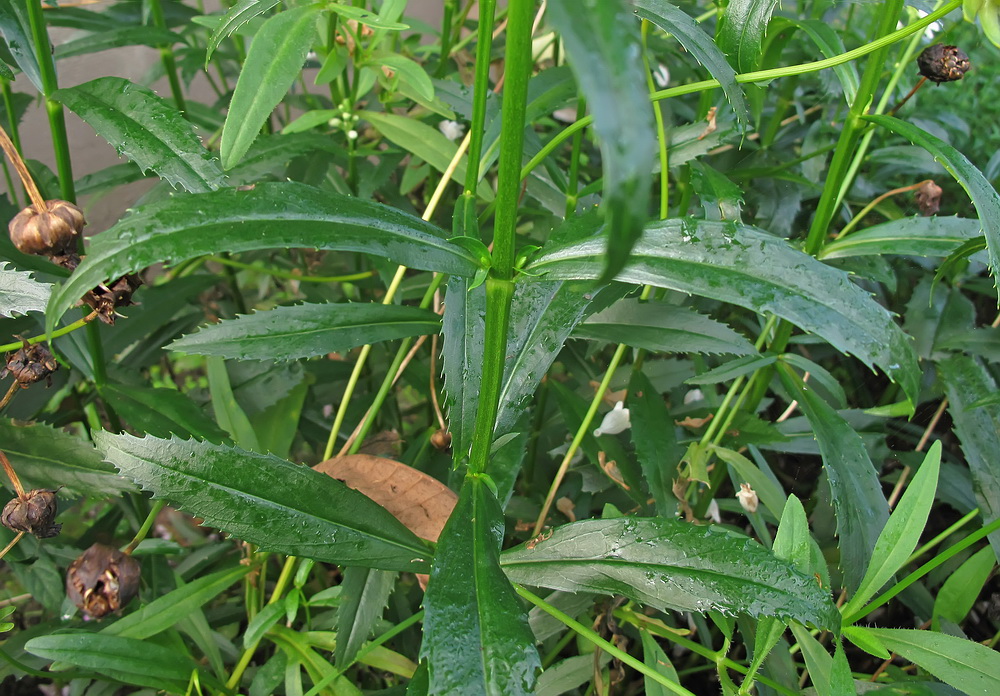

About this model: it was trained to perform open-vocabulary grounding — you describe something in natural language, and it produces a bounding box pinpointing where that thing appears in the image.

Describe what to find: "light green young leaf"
[207,356,259,451]
[864,628,1000,695]
[206,0,280,65]
[371,54,434,102]
[327,3,408,30]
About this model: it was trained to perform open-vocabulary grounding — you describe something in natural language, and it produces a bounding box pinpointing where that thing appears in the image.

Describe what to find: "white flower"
[736,483,759,514]
[652,63,670,88]
[347,130,358,140]
[438,119,465,141]
[593,401,630,437]
[706,499,721,523]
[328,117,342,128]
[683,389,704,405]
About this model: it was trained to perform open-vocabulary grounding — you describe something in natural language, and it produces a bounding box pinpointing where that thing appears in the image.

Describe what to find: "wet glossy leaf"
[221,5,320,169]
[336,567,396,668]
[527,218,920,407]
[863,628,1000,695]
[633,0,748,125]
[820,216,984,260]
[206,0,280,65]
[938,355,1000,562]
[170,303,440,361]
[422,476,540,694]
[575,299,755,356]
[628,370,679,516]
[54,77,226,193]
[501,517,840,630]
[54,27,178,60]
[0,419,131,497]
[718,0,780,73]
[99,382,230,443]
[547,0,655,282]
[0,262,50,316]
[441,276,486,460]
[46,182,477,331]
[864,115,1000,292]
[95,432,432,572]
[690,161,744,221]
[0,1,42,92]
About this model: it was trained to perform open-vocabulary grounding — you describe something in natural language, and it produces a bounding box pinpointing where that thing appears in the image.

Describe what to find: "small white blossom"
[593,401,630,437]
[706,498,721,523]
[438,119,465,141]
[328,117,342,128]
[652,63,670,88]
[684,389,704,405]
[737,483,759,514]
[347,130,358,140]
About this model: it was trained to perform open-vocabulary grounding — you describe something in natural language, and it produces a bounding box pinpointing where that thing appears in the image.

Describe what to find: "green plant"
[1,0,999,693]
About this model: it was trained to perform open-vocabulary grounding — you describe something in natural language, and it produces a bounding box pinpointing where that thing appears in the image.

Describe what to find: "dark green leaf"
[170,303,440,361]
[54,77,226,193]
[820,216,984,260]
[0,262,50,316]
[221,5,320,169]
[632,0,748,125]
[336,567,396,668]
[938,354,1000,562]
[718,0,781,73]
[422,476,540,694]
[776,364,889,592]
[54,27,178,60]
[94,431,432,572]
[0,1,42,92]
[690,161,744,221]
[0,59,13,80]
[686,354,777,385]
[863,628,1000,695]
[206,0,280,65]
[75,162,148,196]
[248,376,308,459]
[938,326,1000,363]
[547,0,655,282]
[501,517,840,630]
[527,218,920,407]
[864,115,1000,292]
[99,382,231,443]
[46,182,477,331]
[628,370,679,516]
[0,419,132,497]
[772,18,858,103]
[207,356,260,451]
[441,276,486,460]
[575,299,755,356]
[640,631,679,696]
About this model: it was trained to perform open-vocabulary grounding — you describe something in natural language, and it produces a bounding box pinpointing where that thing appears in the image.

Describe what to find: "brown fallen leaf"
[315,454,457,543]
[675,413,713,429]
[697,106,718,140]
[556,497,576,522]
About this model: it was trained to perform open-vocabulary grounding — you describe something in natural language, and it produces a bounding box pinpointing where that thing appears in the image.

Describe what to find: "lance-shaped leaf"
[336,567,396,669]
[206,0,281,65]
[441,276,486,460]
[864,115,1000,292]
[633,0,748,125]
[98,382,230,443]
[501,517,840,630]
[54,77,226,193]
[46,182,478,332]
[547,0,655,282]
[0,262,51,316]
[820,216,984,260]
[54,26,179,60]
[0,1,42,92]
[525,218,920,407]
[575,299,755,355]
[94,432,433,573]
[422,476,540,694]
[170,303,440,361]
[718,0,780,74]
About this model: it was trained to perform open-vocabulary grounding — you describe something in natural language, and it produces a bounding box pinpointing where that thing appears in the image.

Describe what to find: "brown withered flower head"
[916,180,943,216]
[917,44,971,83]
[430,429,452,451]
[3,338,58,388]
[1,489,61,538]
[66,544,141,619]
[82,273,143,324]
[8,200,85,257]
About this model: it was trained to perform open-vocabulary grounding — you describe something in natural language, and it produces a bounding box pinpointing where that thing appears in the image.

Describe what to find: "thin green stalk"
[1,79,22,153]
[148,0,187,114]
[517,585,697,696]
[436,0,458,78]
[905,507,979,566]
[642,22,670,219]
[466,0,533,475]
[123,499,166,555]
[563,97,587,218]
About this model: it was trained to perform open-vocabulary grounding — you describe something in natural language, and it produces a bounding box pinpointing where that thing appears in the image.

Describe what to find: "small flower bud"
[917,44,971,83]
[430,429,452,451]
[3,339,58,387]
[8,200,84,256]
[593,401,630,437]
[438,120,465,141]
[915,180,943,216]
[66,544,141,619]
[737,483,759,514]
[1,489,61,538]
[347,130,359,141]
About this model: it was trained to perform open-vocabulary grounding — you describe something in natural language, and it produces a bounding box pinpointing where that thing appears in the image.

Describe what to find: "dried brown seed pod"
[2,339,58,387]
[915,180,943,216]
[8,200,84,257]
[917,44,971,83]
[430,429,452,451]
[66,543,141,619]
[1,489,61,538]
[82,273,143,324]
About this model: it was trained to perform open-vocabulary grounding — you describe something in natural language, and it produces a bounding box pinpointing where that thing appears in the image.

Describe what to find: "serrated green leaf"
[629,370,679,517]
[0,262,51,316]
[690,161,744,221]
[94,431,432,572]
[526,218,920,408]
[45,182,477,332]
[336,567,396,668]
[718,0,781,74]
[206,0,280,65]
[99,382,231,443]
[0,419,131,497]
[423,476,540,694]
[441,276,485,460]
[938,326,1000,363]
[863,628,1000,695]
[575,299,755,356]
[776,364,889,593]
[864,115,1000,293]
[502,517,840,630]
[170,303,439,361]
[687,354,777,385]
[54,26,178,60]
[547,0,655,282]
[820,216,985,260]
[938,354,1000,562]
[221,5,320,169]
[0,1,43,92]
[54,77,226,193]
[632,0,748,125]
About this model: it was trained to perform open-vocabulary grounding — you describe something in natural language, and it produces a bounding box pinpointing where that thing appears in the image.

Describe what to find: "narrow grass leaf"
[547,0,655,282]
[220,5,320,169]
[207,356,259,451]
[864,628,1000,695]
[54,27,178,60]
[206,0,280,65]
[95,431,432,572]
[629,370,680,516]
[422,476,539,694]
[820,217,985,260]
[686,354,777,385]
[0,263,50,316]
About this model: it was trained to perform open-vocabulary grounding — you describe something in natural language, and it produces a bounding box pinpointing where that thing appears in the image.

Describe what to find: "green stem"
[436,0,458,78]
[148,0,187,115]
[123,499,166,555]
[563,97,587,218]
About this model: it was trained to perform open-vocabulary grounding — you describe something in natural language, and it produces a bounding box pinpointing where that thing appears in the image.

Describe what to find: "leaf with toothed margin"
[169,303,441,361]
[45,182,479,334]
[0,262,51,317]
[500,517,840,631]
[525,218,920,410]
[94,431,433,573]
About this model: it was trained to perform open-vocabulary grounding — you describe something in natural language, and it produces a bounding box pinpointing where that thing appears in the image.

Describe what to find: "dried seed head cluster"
[3,339,58,387]
[916,180,943,216]
[8,200,85,257]
[82,273,143,324]
[430,429,452,451]
[917,44,971,83]
[66,543,141,619]
[1,489,61,538]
